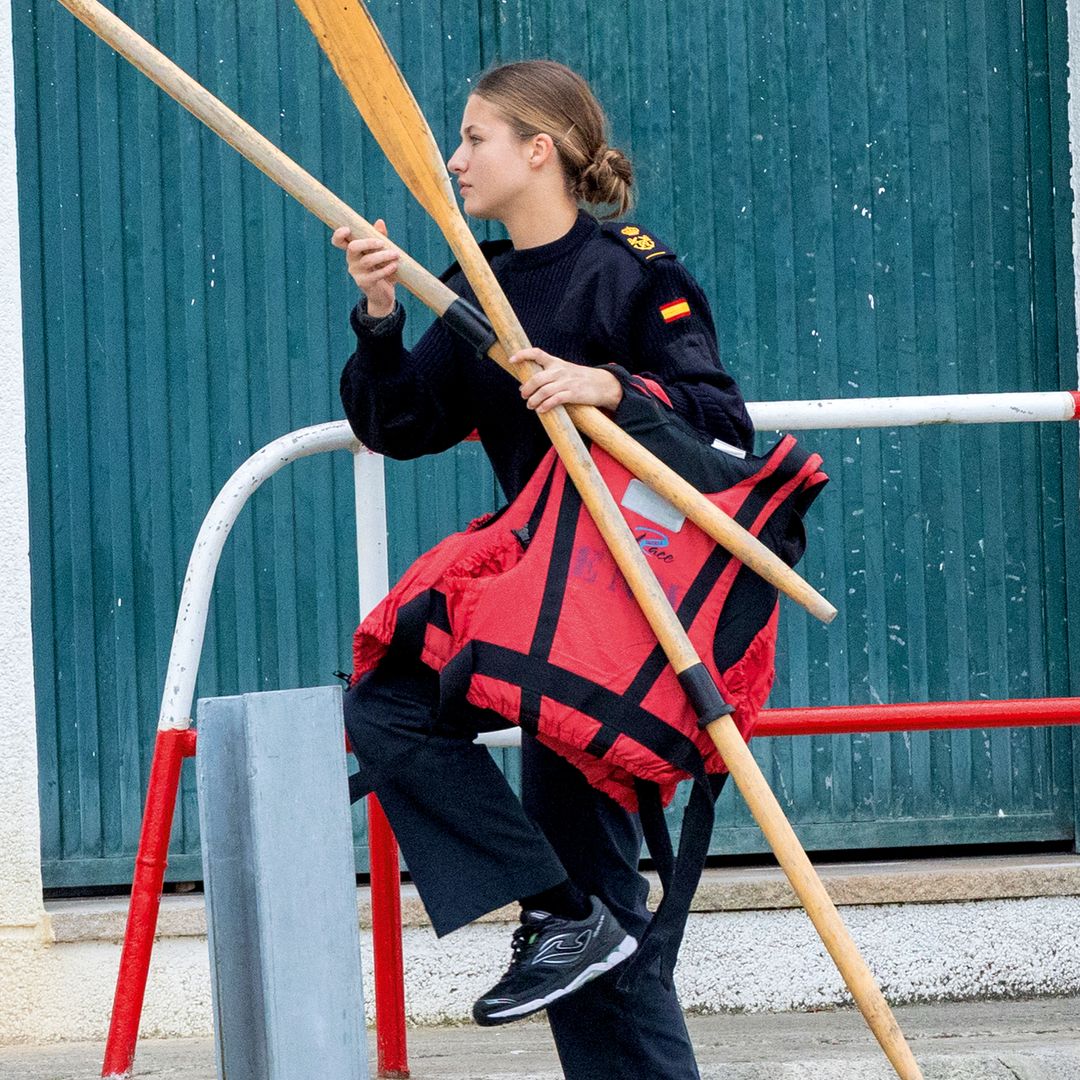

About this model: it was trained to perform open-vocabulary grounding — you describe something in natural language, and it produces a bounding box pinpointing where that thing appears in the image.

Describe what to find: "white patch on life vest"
[621,479,685,532]
[711,437,747,459]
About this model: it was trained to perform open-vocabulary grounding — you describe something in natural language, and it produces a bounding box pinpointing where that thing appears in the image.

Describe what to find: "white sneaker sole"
[483,934,638,1020]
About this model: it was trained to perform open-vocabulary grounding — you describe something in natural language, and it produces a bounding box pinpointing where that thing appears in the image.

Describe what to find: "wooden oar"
[52,0,835,626]
[292,3,921,1077]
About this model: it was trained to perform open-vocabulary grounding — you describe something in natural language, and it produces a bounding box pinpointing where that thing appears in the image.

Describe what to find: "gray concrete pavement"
[1,996,1079,1079]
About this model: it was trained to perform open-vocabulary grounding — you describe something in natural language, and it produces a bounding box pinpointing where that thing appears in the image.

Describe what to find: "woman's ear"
[527,132,557,169]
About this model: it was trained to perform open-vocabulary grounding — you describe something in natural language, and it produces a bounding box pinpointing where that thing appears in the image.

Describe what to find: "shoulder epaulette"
[438,238,514,284]
[600,222,676,265]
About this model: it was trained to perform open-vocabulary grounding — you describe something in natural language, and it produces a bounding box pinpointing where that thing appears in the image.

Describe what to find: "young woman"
[333,60,753,1080]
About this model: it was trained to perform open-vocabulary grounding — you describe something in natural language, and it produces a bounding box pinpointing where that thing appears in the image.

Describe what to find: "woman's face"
[447,94,539,220]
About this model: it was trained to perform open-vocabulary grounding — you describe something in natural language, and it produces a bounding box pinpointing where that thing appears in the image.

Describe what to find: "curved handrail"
[158,421,359,732]
[106,390,1080,1078]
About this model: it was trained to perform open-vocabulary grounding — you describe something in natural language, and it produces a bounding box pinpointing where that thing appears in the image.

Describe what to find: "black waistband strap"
[442,640,707,779]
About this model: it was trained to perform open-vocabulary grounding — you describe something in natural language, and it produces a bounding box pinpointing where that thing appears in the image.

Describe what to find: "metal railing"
[101,390,1080,1078]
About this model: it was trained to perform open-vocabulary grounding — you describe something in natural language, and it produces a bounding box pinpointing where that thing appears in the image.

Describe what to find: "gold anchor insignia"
[621,225,641,236]
[628,234,656,251]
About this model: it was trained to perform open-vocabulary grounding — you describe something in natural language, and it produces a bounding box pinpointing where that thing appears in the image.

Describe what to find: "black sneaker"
[472,896,638,1026]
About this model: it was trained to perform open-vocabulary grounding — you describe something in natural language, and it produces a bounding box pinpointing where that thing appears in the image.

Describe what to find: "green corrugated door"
[13,0,1078,889]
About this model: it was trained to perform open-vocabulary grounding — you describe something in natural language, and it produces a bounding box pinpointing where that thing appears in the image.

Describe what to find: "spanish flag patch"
[659,297,691,324]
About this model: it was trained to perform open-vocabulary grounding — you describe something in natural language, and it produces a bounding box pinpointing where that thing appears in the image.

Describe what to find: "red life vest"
[353,375,827,980]
[354,376,825,800]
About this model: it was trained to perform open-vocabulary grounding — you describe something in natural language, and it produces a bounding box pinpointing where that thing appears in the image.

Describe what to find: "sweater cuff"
[599,363,637,394]
[351,299,405,337]
[601,364,674,409]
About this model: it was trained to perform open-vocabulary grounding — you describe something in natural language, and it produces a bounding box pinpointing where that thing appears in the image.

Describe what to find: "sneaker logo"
[531,930,594,966]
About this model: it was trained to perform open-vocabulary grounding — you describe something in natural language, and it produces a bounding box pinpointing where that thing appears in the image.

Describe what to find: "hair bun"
[577,145,633,216]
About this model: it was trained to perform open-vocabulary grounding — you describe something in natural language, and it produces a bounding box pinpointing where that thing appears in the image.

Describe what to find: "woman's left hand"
[510,348,624,415]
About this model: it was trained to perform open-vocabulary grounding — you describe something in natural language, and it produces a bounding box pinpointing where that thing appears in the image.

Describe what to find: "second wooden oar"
[292,1,920,1077]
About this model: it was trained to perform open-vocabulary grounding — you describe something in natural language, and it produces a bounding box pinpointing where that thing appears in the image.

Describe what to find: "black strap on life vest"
[611,447,816,986]
[621,770,729,992]
[434,470,718,989]
[635,779,674,887]
[626,443,822,985]
[622,439,816,711]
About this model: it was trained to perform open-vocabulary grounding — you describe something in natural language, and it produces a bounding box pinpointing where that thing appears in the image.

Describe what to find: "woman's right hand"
[331,218,399,318]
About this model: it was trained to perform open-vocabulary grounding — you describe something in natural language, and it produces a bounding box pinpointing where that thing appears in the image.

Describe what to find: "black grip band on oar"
[440,297,497,358]
[677,663,736,726]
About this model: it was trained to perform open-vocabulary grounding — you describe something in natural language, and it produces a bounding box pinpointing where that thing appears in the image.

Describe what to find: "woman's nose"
[447,146,465,174]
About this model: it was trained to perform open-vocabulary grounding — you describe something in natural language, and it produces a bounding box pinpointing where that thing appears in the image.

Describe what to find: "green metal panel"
[14,0,494,886]
[487,0,1080,852]
[13,0,1078,889]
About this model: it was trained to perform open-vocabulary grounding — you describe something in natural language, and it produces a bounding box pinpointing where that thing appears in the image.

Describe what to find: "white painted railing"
[748,390,1080,430]
[158,422,362,732]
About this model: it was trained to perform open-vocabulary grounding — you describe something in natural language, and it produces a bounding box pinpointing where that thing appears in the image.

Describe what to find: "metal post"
[352,447,408,1078]
[196,687,368,1080]
[368,796,409,1078]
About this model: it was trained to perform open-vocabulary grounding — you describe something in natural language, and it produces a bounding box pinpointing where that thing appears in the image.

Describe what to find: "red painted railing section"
[103,699,1079,1077]
[102,728,197,1077]
[368,795,410,1078]
[755,698,1080,737]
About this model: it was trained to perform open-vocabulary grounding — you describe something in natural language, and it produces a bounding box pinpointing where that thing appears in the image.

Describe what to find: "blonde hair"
[473,61,634,218]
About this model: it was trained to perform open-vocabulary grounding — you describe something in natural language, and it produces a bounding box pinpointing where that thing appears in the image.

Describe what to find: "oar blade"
[293,0,457,222]
[294,0,532,354]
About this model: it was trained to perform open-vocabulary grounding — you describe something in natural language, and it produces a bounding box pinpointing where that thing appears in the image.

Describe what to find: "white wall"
[0,0,48,942]
[3,893,1080,1042]
[0,0,56,1045]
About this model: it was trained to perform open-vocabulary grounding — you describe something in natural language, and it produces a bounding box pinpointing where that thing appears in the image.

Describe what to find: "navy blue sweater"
[340,211,753,502]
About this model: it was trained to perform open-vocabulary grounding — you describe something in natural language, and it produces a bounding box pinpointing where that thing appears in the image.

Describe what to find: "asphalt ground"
[1,996,1078,1079]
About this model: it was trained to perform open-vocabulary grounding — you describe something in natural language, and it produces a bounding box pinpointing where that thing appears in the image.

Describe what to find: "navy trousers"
[344,655,701,1080]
